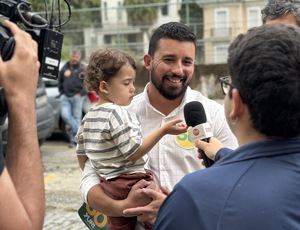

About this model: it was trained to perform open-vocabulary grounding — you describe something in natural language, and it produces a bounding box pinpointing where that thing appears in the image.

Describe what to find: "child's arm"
[127,119,187,162]
[77,155,88,170]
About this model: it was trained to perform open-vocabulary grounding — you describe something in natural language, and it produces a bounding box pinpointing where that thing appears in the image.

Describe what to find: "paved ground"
[41,134,88,229]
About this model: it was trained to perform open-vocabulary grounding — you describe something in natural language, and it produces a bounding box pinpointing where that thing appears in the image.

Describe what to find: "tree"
[124,0,163,26]
[178,0,203,39]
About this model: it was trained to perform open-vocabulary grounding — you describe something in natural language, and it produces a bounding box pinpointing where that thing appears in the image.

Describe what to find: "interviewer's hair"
[261,0,300,26]
[82,48,137,94]
[227,24,300,137]
[148,21,197,57]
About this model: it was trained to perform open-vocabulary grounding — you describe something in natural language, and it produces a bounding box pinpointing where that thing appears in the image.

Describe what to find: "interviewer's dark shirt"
[154,138,300,230]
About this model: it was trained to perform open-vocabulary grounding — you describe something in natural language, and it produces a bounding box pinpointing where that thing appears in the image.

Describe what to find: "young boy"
[75,48,187,230]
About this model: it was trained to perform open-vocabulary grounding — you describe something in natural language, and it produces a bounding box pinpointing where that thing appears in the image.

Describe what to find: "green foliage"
[124,0,163,25]
[178,0,203,39]
[29,0,46,12]
[178,0,203,23]
[30,0,101,49]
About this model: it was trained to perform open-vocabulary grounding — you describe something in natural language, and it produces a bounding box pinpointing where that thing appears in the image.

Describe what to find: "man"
[153,23,300,230]
[79,22,238,229]
[58,48,86,148]
[0,20,45,229]
[262,0,300,26]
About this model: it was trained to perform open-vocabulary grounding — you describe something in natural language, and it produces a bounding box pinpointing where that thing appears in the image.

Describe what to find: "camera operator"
[0,20,45,229]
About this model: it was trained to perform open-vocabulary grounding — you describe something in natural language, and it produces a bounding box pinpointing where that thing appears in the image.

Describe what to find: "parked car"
[0,77,55,155]
[43,77,98,140]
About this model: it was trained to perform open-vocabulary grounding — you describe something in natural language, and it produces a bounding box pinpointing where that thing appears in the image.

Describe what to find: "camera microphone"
[21,11,48,26]
[184,101,214,167]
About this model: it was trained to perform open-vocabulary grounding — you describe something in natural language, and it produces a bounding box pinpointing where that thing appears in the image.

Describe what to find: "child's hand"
[163,119,188,135]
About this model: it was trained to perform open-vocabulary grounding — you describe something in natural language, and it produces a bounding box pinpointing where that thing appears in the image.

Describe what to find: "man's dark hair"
[227,24,300,137]
[148,21,197,57]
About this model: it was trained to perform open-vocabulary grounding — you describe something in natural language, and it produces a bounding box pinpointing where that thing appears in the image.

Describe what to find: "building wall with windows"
[203,0,267,64]
[83,0,181,61]
[83,0,268,65]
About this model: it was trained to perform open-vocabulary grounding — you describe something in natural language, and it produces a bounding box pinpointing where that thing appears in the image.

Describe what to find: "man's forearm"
[87,184,126,217]
[5,103,45,229]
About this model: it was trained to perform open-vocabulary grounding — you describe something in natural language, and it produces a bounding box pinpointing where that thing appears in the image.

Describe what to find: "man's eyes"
[183,60,194,65]
[163,58,174,62]
[163,58,193,65]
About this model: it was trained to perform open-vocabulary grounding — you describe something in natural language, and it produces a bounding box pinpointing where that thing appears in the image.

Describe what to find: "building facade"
[83,0,267,64]
[203,0,267,64]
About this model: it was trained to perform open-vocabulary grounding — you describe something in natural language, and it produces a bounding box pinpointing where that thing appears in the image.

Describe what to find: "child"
[75,48,187,230]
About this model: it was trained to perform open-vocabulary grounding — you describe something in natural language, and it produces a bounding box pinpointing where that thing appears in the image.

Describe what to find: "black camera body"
[0,26,15,61]
[0,0,64,80]
[29,27,64,80]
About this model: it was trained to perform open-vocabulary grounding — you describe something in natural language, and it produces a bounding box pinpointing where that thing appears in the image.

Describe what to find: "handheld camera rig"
[0,0,71,80]
[0,0,71,123]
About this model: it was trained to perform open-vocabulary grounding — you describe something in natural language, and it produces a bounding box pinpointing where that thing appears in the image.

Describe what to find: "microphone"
[21,11,48,26]
[184,101,214,167]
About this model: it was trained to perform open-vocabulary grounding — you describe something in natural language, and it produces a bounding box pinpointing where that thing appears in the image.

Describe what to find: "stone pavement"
[41,136,88,230]
[44,210,86,230]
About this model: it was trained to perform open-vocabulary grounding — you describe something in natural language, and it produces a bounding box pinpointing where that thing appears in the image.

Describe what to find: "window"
[90,35,96,45]
[214,8,229,36]
[247,7,261,29]
[161,4,168,16]
[214,44,229,64]
[104,35,112,44]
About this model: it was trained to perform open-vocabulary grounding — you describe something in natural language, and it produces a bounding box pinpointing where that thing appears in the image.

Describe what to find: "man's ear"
[229,88,245,120]
[99,81,108,94]
[143,54,152,71]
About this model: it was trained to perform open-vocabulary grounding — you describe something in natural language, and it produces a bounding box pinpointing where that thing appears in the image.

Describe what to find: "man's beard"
[150,69,191,100]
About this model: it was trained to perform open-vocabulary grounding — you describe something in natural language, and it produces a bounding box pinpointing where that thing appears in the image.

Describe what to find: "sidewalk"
[41,139,87,229]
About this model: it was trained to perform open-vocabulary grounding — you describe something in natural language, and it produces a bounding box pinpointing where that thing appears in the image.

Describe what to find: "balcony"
[210,27,232,37]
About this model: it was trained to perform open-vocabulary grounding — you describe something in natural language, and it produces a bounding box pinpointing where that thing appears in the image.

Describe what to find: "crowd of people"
[0,0,299,229]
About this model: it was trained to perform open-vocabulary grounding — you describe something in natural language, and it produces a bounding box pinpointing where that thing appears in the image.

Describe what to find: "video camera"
[0,0,70,80]
[0,0,70,123]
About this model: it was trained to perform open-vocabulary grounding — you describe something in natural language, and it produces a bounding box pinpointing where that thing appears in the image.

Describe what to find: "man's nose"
[172,61,184,76]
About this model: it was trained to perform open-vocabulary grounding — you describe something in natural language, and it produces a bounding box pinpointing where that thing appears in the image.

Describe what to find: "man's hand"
[123,186,167,225]
[123,179,158,209]
[0,20,40,107]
